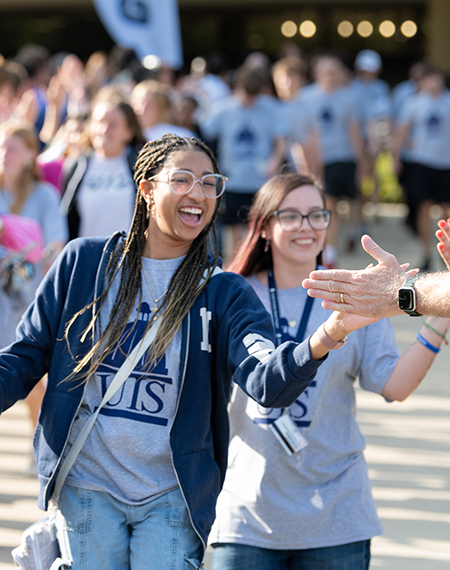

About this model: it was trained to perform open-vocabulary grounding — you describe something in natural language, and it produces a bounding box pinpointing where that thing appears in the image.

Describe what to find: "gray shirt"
[210,275,399,550]
[66,256,184,504]
[399,91,450,169]
[302,87,360,164]
[201,95,284,192]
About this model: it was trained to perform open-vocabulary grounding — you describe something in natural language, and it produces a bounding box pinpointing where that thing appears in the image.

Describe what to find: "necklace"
[141,262,167,313]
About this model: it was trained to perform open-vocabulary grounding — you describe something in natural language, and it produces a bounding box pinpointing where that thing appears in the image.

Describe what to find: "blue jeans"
[60,485,203,570]
[212,540,371,570]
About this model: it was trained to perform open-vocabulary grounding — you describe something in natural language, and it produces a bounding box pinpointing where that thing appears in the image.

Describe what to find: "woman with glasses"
[0,136,379,569]
[210,173,449,570]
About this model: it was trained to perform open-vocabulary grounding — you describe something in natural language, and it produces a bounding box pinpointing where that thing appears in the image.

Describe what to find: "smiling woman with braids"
[0,135,377,570]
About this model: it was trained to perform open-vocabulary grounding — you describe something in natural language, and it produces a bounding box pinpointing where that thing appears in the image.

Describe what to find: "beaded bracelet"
[424,322,449,345]
[417,333,440,354]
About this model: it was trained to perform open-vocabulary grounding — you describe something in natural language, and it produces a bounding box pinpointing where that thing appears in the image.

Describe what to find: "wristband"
[316,323,348,350]
[423,322,448,345]
[416,333,440,354]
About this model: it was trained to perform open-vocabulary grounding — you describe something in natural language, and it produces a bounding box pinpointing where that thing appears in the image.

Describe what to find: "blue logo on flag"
[120,0,149,24]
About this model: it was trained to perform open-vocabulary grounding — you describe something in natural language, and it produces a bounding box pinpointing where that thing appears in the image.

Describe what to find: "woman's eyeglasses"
[147,170,228,199]
[273,208,332,232]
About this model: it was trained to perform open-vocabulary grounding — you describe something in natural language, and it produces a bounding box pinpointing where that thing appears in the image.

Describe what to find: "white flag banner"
[93,0,183,68]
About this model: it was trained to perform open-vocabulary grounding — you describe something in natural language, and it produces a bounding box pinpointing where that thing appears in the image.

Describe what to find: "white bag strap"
[52,317,162,501]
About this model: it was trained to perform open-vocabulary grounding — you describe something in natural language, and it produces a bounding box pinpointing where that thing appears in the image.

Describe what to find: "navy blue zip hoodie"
[0,234,324,553]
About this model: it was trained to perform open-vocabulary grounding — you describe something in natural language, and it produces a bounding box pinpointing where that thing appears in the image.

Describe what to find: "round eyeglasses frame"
[146,169,228,199]
[273,208,332,232]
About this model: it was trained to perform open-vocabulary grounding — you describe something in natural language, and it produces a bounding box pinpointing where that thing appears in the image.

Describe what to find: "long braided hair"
[64,134,221,384]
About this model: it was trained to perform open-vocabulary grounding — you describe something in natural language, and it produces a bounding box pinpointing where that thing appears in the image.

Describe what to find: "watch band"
[400,277,422,317]
[316,323,348,350]
[404,277,417,287]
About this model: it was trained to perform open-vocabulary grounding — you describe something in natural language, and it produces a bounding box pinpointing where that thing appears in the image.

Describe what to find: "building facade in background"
[0,0,448,85]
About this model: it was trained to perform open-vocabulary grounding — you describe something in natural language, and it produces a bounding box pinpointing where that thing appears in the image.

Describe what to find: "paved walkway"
[1,205,449,569]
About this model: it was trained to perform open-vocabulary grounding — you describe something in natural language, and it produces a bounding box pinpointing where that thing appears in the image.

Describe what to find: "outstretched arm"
[382,315,450,401]
[303,235,450,318]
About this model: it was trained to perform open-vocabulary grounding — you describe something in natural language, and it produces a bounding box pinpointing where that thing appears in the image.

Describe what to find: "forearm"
[309,318,346,360]
[415,273,450,317]
[382,317,450,401]
[342,270,450,318]
[309,310,374,360]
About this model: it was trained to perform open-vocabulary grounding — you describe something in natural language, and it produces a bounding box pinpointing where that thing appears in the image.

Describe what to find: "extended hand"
[302,235,418,318]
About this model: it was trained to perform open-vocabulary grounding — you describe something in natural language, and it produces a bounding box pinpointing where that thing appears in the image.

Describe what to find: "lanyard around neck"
[268,267,315,347]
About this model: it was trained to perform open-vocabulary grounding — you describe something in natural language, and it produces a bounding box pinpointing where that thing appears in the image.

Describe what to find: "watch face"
[398,288,414,311]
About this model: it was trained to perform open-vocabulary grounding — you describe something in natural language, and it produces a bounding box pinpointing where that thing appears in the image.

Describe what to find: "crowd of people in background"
[0,43,448,463]
[1,40,450,570]
[16,45,450,250]
[0,43,448,266]
[0,42,445,459]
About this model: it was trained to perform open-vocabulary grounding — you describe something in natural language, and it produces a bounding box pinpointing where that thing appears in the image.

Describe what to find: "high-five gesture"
[302,235,417,317]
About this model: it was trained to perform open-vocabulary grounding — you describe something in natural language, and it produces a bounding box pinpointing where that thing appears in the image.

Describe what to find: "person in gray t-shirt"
[393,64,450,271]
[210,173,449,570]
[201,65,285,259]
[299,55,364,268]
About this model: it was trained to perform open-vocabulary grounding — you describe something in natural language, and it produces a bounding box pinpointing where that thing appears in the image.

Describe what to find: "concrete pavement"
[1,204,449,569]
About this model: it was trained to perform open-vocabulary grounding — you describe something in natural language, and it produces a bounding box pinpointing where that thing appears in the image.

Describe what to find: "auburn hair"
[228,173,324,276]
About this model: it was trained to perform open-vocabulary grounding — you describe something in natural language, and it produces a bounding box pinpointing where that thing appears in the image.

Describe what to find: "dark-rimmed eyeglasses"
[273,208,332,232]
[147,169,228,199]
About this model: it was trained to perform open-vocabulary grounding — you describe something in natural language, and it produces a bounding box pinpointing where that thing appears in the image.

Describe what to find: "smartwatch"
[398,277,422,316]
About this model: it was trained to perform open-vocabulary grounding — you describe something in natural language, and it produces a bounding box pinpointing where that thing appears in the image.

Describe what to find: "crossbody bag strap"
[52,317,162,502]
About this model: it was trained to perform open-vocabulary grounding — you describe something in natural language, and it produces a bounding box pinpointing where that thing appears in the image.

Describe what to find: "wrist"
[422,320,449,346]
[324,315,349,340]
[316,322,348,350]
[416,332,440,353]
[398,276,422,316]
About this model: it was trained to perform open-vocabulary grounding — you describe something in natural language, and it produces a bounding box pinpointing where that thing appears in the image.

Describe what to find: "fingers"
[437,240,450,271]
[320,299,357,313]
[361,235,400,268]
[405,268,420,278]
[400,263,419,277]
[306,287,339,302]
[307,286,355,307]
[361,235,397,265]
[436,219,450,271]
[437,219,450,243]
[303,269,355,290]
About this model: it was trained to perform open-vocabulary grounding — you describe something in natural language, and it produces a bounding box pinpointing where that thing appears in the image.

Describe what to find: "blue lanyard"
[268,268,315,347]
